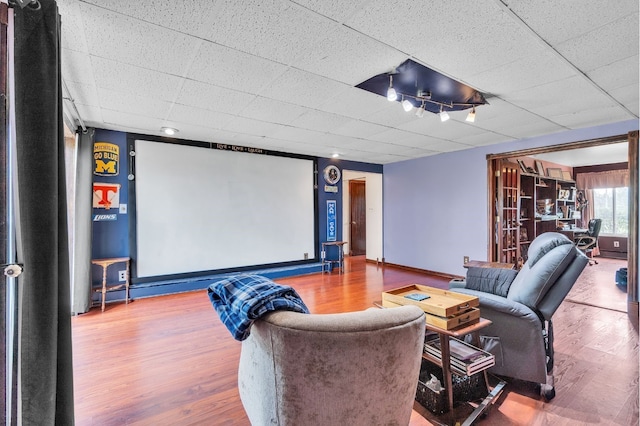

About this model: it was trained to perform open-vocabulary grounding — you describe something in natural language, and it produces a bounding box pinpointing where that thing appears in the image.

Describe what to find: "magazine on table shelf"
[424,334,495,376]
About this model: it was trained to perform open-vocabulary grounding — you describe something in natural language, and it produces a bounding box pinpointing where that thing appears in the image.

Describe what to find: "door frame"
[341,170,383,262]
[487,132,638,328]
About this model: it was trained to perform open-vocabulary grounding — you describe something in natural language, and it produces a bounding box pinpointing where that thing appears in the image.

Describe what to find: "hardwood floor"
[72,257,638,425]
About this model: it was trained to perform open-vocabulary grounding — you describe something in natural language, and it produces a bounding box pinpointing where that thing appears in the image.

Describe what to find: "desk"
[91,257,130,312]
[559,228,588,240]
[321,241,347,273]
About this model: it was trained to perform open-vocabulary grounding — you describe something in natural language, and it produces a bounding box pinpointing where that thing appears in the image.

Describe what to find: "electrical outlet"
[118,270,127,281]
[614,241,620,248]
[463,256,470,264]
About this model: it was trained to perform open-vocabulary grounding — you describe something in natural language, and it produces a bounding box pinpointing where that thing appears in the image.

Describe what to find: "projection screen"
[134,140,316,278]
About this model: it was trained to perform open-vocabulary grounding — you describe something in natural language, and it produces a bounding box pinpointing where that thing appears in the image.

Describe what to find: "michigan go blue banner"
[327,200,337,242]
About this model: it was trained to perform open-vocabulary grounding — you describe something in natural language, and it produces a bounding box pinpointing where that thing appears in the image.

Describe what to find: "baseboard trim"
[379,261,463,281]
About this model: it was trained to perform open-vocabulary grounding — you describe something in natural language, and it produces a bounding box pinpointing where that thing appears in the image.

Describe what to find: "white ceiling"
[58,0,639,164]
[532,142,629,167]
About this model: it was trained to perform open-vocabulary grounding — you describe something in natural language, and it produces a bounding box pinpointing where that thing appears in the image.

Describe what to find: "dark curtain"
[14,1,74,424]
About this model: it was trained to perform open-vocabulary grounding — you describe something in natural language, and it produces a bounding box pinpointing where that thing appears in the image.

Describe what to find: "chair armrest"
[451,288,540,323]
[575,236,596,247]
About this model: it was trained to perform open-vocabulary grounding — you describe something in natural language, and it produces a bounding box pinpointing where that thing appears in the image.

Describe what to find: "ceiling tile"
[78,2,201,76]
[91,57,185,102]
[239,97,309,125]
[550,104,636,129]
[498,120,566,139]
[97,88,173,119]
[453,132,514,147]
[588,55,640,92]
[64,81,100,108]
[362,102,421,127]
[166,104,236,130]
[289,110,353,132]
[101,110,164,133]
[291,0,373,23]
[270,126,329,144]
[503,0,639,45]
[222,116,288,138]
[185,41,289,93]
[261,67,350,109]
[61,49,94,85]
[367,128,421,144]
[80,0,225,41]
[294,24,407,85]
[317,86,388,119]
[329,120,391,138]
[466,52,575,95]
[203,0,335,65]
[57,0,89,53]
[610,83,640,116]
[176,80,256,115]
[556,13,639,72]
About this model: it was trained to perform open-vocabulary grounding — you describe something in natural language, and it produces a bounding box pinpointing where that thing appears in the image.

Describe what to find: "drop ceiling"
[58,0,639,164]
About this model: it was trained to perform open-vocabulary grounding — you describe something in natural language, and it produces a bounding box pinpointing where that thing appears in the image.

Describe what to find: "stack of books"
[424,335,495,376]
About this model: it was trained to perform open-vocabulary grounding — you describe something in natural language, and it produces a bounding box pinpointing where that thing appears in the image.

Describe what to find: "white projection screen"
[134,140,316,278]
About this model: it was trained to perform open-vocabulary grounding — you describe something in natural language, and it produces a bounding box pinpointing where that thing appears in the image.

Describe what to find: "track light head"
[387,75,397,101]
[439,106,450,122]
[387,87,397,101]
[402,98,414,112]
[466,106,476,122]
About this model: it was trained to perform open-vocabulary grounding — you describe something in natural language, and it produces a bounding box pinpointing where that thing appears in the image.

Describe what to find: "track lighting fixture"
[466,106,476,122]
[357,59,487,123]
[386,75,397,101]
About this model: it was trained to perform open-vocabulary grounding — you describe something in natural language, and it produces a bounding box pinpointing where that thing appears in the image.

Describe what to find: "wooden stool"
[91,257,130,312]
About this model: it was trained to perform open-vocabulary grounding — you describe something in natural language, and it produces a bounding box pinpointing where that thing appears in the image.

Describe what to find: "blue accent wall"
[90,129,130,293]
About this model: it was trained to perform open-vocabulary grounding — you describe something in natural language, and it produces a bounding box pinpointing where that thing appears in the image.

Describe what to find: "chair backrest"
[587,218,602,238]
[237,305,426,426]
[507,232,588,320]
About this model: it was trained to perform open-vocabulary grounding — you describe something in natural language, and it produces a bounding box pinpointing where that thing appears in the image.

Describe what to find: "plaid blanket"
[208,274,309,341]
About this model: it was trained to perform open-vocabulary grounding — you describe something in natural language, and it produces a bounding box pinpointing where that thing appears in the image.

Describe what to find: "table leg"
[125,260,130,304]
[101,265,107,312]
[438,332,454,412]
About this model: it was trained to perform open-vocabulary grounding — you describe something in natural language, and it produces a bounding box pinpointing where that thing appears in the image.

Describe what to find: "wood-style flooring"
[72,257,638,425]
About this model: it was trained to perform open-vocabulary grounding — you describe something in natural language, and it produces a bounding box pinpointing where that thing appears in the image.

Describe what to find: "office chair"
[575,218,602,265]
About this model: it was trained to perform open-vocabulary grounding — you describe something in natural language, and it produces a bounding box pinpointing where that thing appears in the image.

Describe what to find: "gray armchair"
[450,232,588,400]
[238,305,426,425]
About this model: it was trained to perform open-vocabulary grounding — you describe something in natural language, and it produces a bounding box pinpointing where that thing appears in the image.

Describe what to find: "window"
[593,187,628,236]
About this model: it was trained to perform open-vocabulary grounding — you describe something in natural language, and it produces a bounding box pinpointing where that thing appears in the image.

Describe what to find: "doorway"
[341,170,383,262]
[349,180,366,256]
[487,132,638,327]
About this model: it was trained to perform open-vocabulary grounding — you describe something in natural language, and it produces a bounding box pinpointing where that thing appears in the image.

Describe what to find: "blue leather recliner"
[450,232,588,400]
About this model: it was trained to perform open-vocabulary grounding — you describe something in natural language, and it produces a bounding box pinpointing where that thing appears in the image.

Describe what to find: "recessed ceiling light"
[161,127,178,136]
[332,153,340,158]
